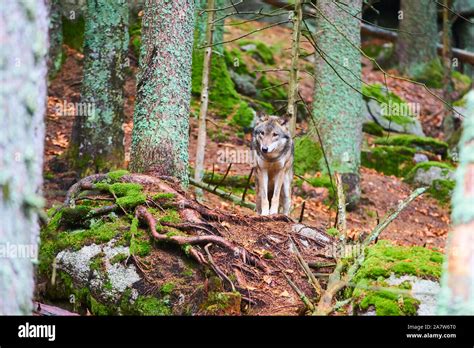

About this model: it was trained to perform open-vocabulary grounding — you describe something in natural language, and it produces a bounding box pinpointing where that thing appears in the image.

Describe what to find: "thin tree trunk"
[194,0,216,196]
[438,93,474,315]
[311,0,363,209]
[396,0,438,76]
[130,0,195,186]
[441,0,455,140]
[288,0,302,137]
[0,0,48,314]
[70,0,129,175]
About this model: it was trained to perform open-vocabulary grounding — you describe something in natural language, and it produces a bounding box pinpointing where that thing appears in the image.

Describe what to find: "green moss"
[238,40,275,65]
[257,75,287,101]
[160,282,175,295]
[95,182,146,210]
[134,296,171,316]
[428,179,455,205]
[411,58,444,89]
[451,71,472,95]
[361,145,417,177]
[110,252,128,264]
[354,240,443,281]
[355,280,419,316]
[201,171,251,188]
[294,135,323,175]
[60,206,92,229]
[263,251,274,260]
[89,295,113,316]
[201,291,241,315]
[362,84,415,126]
[224,48,254,76]
[363,122,384,136]
[326,227,339,237]
[230,101,255,129]
[374,135,448,157]
[62,16,85,52]
[160,210,180,224]
[89,253,104,272]
[107,170,129,182]
[129,217,152,257]
[152,193,176,201]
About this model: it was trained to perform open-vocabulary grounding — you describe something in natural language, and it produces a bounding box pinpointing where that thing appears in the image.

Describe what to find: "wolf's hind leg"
[280,170,292,215]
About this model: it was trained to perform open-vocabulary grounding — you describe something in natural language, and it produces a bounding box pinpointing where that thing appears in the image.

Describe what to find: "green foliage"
[133,296,171,315]
[326,227,339,237]
[362,122,384,136]
[62,16,85,52]
[160,282,175,295]
[361,145,417,177]
[238,40,275,65]
[294,135,323,175]
[374,134,448,158]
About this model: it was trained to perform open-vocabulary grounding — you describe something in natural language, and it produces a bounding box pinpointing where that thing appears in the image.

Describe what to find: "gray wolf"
[251,115,294,216]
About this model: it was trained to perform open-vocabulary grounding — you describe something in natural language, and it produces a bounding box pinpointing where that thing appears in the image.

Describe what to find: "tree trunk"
[288,0,303,136]
[70,0,129,175]
[311,0,363,209]
[194,0,216,195]
[396,0,439,76]
[130,0,195,186]
[437,93,474,315]
[47,0,63,80]
[0,0,48,314]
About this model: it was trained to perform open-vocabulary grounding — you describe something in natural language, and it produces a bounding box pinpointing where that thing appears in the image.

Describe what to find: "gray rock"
[413,153,429,163]
[229,70,257,97]
[366,100,425,137]
[412,166,455,187]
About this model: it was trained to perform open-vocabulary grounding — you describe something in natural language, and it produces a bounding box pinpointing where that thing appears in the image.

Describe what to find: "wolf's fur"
[251,115,294,215]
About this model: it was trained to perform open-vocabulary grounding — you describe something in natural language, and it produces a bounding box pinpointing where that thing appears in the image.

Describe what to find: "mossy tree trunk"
[70,0,129,175]
[0,0,48,314]
[130,0,195,186]
[438,97,474,315]
[311,0,363,209]
[47,0,63,80]
[395,0,439,76]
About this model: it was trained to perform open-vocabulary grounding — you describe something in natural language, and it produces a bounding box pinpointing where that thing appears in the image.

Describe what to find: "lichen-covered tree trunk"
[455,0,474,79]
[47,0,63,80]
[0,0,48,314]
[130,0,195,186]
[395,0,438,76]
[437,95,474,315]
[70,0,129,175]
[311,0,363,209]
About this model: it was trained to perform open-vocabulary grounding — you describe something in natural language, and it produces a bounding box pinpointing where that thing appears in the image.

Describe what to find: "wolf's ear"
[256,110,268,123]
[279,114,290,127]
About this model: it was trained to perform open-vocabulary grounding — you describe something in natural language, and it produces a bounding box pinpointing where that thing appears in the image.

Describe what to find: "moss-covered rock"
[374,135,448,158]
[361,145,417,177]
[428,179,455,205]
[363,121,384,136]
[294,135,323,175]
[404,161,454,184]
[238,39,275,65]
[351,240,443,316]
[256,74,287,101]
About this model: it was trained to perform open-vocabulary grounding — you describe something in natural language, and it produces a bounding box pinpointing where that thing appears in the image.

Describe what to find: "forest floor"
[44,21,450,254]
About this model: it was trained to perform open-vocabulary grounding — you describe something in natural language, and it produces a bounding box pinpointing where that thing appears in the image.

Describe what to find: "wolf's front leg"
[259,170,270,215]
[269,172,283,215]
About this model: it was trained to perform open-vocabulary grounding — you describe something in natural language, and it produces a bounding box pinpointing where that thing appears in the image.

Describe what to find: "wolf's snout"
[261,146,268,153]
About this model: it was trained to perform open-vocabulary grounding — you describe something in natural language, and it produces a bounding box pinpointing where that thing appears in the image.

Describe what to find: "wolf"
[251,114,294,216]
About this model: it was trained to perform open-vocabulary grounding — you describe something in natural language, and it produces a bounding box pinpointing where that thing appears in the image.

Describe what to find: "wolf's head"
[252,114,292,159]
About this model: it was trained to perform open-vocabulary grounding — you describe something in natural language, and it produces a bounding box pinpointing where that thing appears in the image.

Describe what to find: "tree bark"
[0,0,48,314]
[311,0,363,209]
[396,0,439,76]
[130,0,195,186]
[70,0,129,175]
[438,94,474,315]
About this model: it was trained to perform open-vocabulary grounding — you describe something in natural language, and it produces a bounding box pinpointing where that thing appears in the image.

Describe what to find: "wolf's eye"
[260,131,264,135]
[273,132,278,137]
